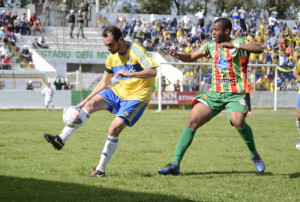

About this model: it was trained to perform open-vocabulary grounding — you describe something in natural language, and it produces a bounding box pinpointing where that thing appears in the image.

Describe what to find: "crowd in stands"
[1,4,300,92]
[95,6,300,92]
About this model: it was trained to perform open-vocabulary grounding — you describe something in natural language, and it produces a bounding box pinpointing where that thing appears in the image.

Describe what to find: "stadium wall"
[0,91,297,109]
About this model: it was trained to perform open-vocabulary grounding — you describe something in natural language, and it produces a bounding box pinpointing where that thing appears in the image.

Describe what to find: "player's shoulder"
[129,41,148,56]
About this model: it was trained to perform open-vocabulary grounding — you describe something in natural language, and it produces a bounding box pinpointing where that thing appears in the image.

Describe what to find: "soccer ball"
[63,106,83,128]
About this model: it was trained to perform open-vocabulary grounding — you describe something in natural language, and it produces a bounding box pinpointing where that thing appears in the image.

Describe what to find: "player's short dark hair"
[214,18,232,31]
[102,26,123,41]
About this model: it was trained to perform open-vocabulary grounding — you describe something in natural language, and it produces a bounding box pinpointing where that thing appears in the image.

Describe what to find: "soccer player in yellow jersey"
[292,60,300,150]
[44,26,158,177]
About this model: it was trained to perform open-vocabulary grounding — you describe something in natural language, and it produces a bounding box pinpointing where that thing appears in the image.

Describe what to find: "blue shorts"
[297,94,300,109]
[98,88,148,127]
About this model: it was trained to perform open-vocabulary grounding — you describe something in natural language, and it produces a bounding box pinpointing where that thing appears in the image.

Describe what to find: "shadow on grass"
[289,172,300,178]
[0,175,193,202]
[182,171,273,176]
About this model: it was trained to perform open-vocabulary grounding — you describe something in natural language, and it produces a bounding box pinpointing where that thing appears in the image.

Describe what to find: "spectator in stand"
[297,9,300,23]
[76,10,85,38]
[195,8,205,27]
[113,15,120,26]
[54,78,66,90]
[269,7,278,20]
[222,9,229,18]
[164,37,172,50]
[79,0,89,27]
[0,10,7,26]
[32,37,40,49]
[38,35,49,49]
[191,79,199,91]
[0,43,10,59]
[0,26,8,43]
[67,10,75,38]
[238,6,247,31]
[13,17,21,34]
[200,77,210,92]
[174,79,181,91]
[20,13,26,21]
[6,11,13,25]
[43,0,50,26]
[63,81,72,90]
[268,14,276,32]
[33,18,43,36]
[1,54,11,70]
[58,0,68,27]
[26,80,34,90]
[29,12,37,27]
[170,18,177,30]
[20,45,32,63]
[22,18,31,35]
[249,9,257,28]
[183,80,190,91]
[230,6,240,24]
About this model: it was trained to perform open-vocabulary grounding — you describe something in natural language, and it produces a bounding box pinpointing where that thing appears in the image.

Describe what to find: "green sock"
[172,127,196,166]
[237,123,258,159]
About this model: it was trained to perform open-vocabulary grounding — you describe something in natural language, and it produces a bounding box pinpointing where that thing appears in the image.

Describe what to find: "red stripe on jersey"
[214,44,222,92]
[240,54,249,91]
[226,48,237,92]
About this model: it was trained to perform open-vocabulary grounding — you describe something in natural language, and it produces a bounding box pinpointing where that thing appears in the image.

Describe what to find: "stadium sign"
[150,91,195,105]
[36,50,153,60]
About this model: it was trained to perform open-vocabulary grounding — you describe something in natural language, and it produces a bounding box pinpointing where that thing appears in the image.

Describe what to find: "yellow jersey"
[104,42,158,102]
[293,61,300,94]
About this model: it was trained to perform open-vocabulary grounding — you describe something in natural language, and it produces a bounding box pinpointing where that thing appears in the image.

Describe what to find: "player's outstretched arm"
[167,48,205,62]
[77,75,112,108]
[219,42,263,54]
[116,67,157,79]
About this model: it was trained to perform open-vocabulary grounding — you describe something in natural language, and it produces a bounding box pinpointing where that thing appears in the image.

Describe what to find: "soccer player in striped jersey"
[292,60,300,150]
[44,26,158,177]
[158,18,265,175]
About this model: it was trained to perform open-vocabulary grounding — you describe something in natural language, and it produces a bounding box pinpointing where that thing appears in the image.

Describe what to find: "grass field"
[0,109,299,201]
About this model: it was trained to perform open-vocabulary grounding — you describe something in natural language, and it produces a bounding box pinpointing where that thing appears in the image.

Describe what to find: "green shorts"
[195,91,248,120]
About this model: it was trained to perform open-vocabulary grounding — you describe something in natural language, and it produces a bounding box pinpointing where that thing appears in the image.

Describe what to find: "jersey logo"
[229,48,238,57]
[216,58,229,71]
[128,66,136,73]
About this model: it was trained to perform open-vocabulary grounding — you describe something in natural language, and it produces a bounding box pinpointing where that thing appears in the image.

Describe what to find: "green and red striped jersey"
[200,38,250,93]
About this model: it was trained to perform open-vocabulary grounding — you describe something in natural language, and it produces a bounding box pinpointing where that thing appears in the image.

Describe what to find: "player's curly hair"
[102,26,123,41]
[214,18,232,31]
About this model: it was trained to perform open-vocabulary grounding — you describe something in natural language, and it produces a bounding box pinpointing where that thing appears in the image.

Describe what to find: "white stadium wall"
[0,91,71,109]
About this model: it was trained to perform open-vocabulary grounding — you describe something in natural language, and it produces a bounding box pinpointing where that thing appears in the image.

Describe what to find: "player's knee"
[231,118,245,129]
[186,119,199,130]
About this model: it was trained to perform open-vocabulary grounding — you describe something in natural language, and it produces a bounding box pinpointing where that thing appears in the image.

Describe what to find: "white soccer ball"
[63,106,83,128]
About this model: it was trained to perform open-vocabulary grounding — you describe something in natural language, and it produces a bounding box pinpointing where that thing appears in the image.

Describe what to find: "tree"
[136,0,172,14]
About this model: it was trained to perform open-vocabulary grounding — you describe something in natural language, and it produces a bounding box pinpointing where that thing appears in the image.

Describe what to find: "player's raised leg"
[158,102,211,175]
[44,95,109,150]
[90,117,127,177]
[229,111,265,172]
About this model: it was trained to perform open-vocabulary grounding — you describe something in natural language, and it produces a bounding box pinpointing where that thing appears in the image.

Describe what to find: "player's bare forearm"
[219,42,263,53]
[167,48,204,62]
[117,68,157,78]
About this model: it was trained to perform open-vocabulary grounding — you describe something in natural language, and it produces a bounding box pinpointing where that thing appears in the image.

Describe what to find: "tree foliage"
[135,0,172,14]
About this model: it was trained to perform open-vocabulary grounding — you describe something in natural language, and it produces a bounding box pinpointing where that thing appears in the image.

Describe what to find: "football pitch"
[0,109,299,201]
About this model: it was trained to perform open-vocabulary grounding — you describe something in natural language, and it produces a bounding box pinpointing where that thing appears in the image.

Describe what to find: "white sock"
[296,119,300,133]
[59,107,90,143]
[96,136,119,173]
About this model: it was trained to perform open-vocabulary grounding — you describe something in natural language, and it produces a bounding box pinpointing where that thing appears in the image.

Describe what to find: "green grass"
[0,109,299,201]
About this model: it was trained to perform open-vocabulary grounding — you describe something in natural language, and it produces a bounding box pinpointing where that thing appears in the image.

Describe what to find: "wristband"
[234,43,240,49]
